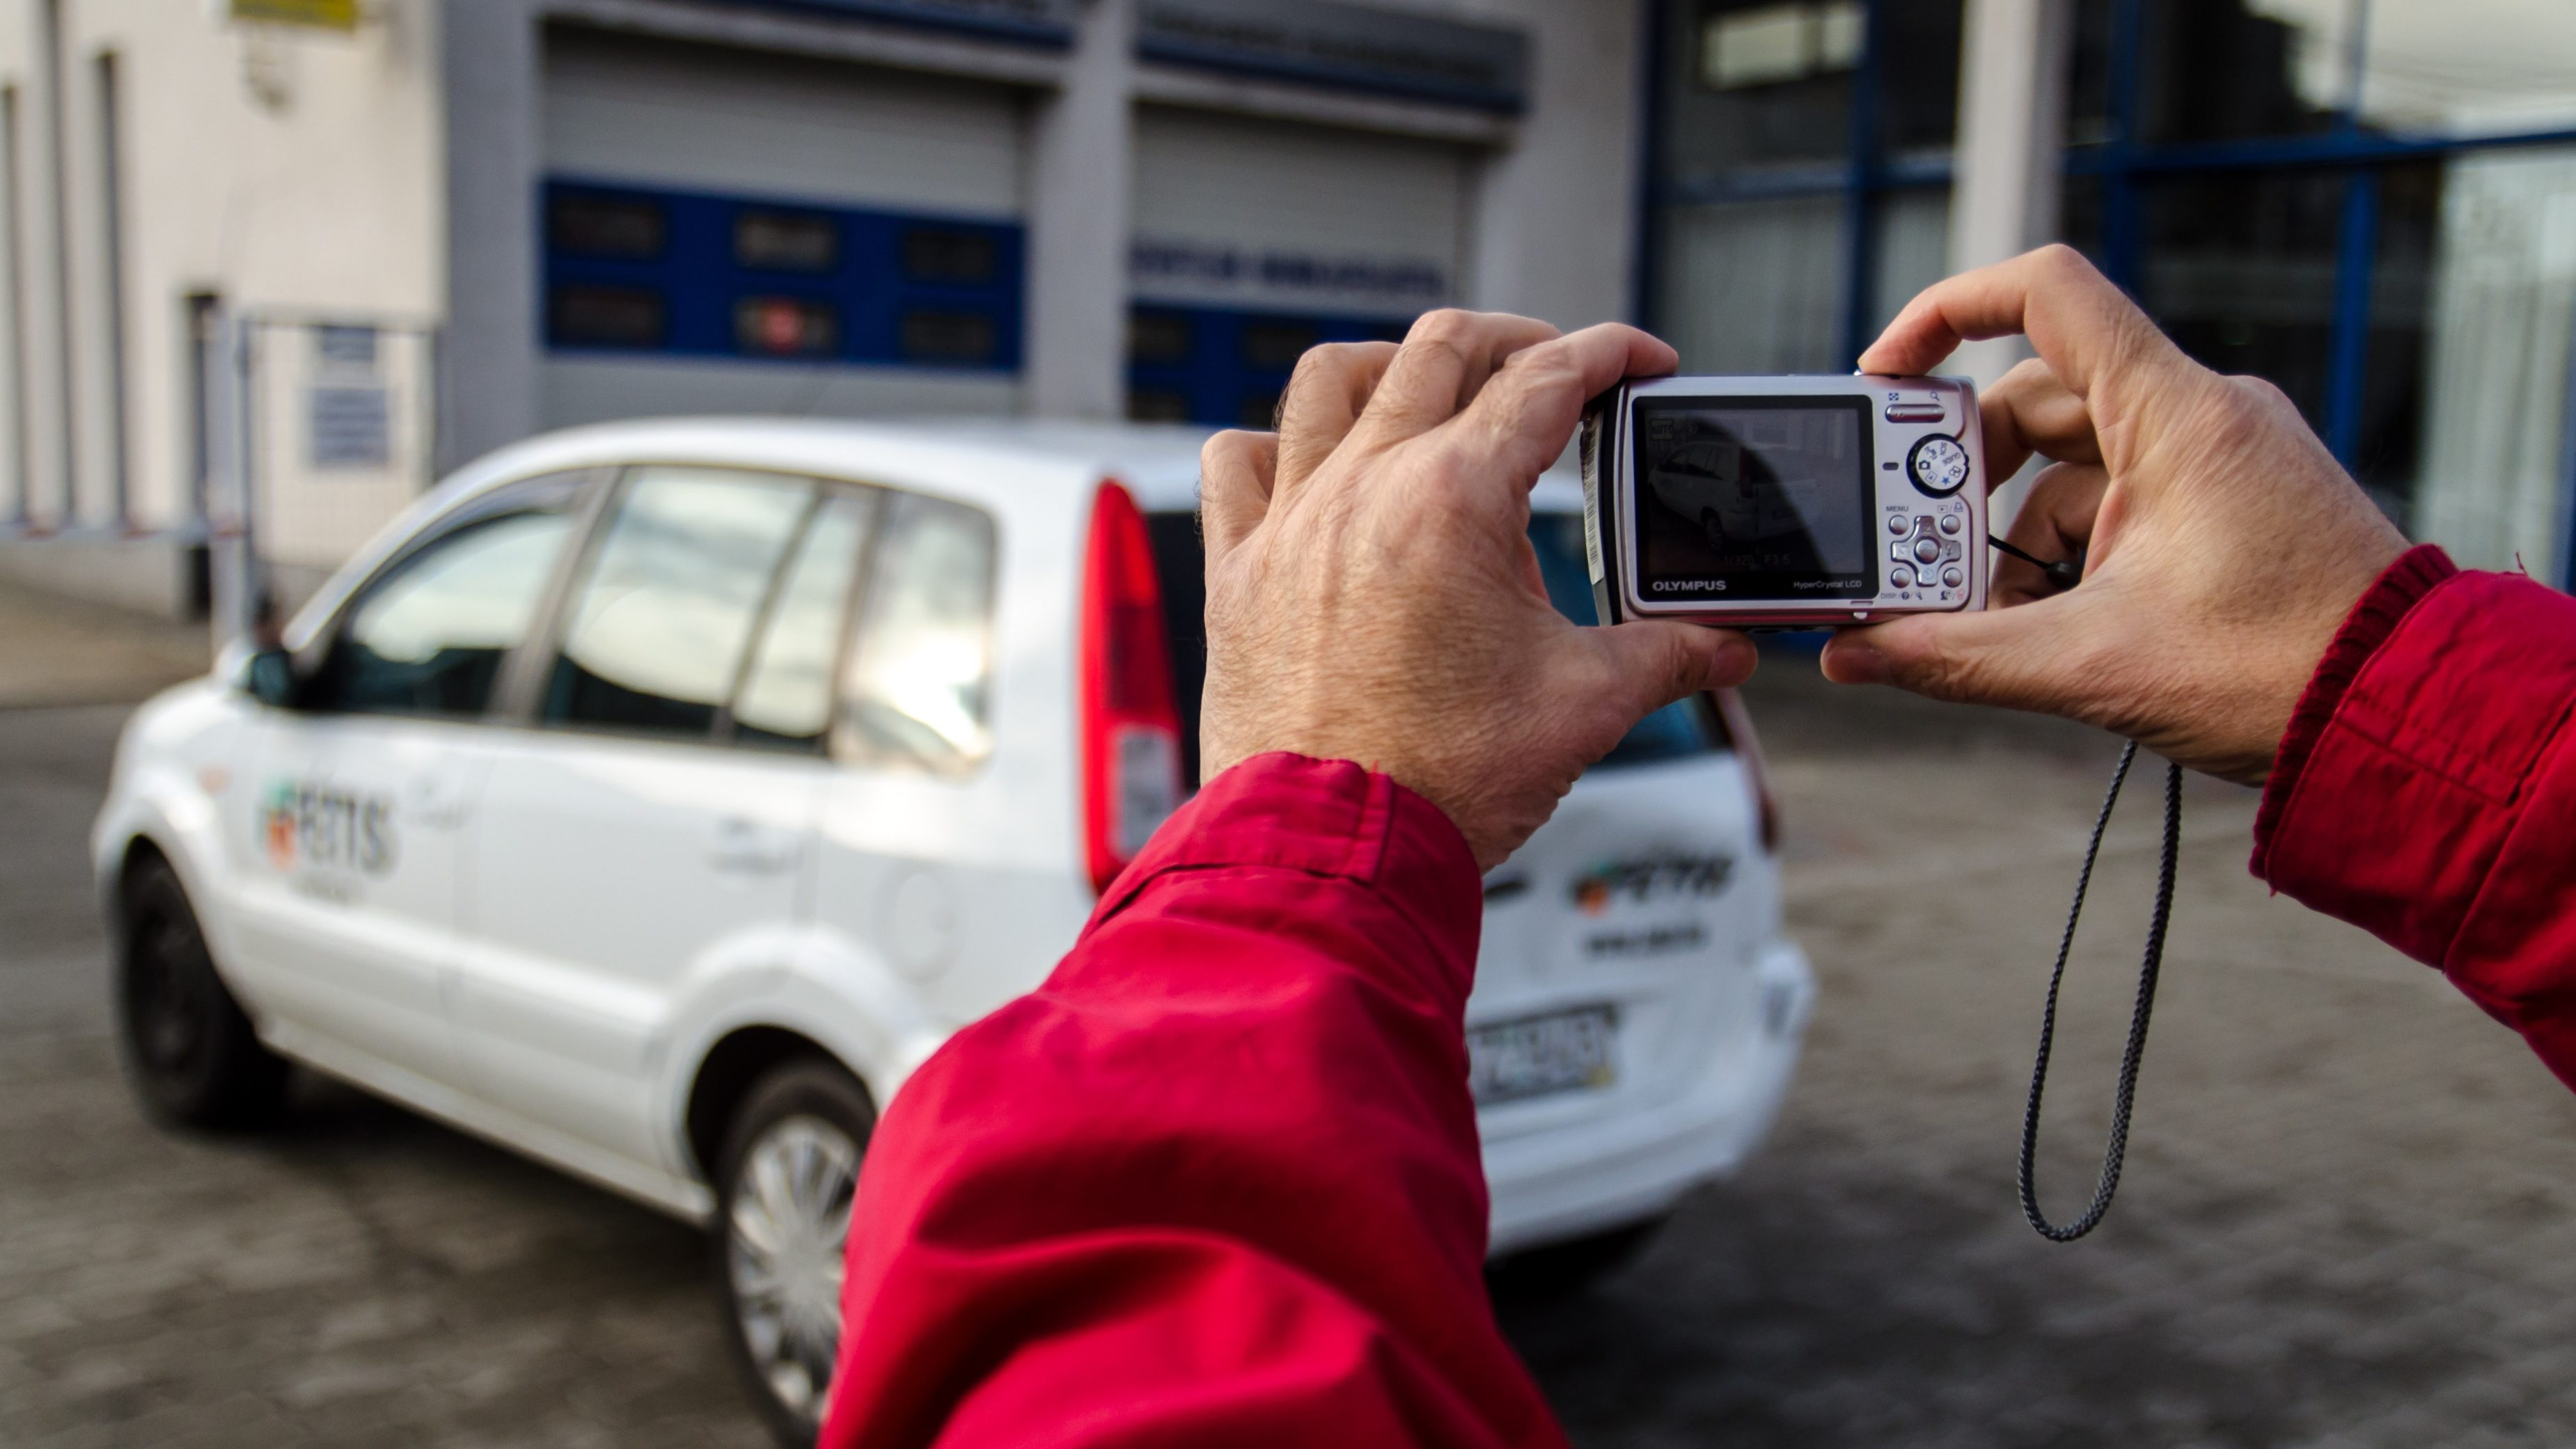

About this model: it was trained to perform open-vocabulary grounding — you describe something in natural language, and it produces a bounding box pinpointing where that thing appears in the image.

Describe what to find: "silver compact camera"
[1580,374,1987,628]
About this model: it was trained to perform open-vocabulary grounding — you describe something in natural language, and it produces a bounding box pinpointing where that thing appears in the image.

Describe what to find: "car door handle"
[709,817,801,875]
[407,774,471,830]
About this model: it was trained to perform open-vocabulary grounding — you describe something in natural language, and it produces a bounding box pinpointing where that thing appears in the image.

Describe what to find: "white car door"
[450,467,876,1173]
[228,473,592,1098]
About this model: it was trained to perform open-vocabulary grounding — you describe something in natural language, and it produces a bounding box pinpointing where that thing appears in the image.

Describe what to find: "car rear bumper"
[1482,934,1815,1255]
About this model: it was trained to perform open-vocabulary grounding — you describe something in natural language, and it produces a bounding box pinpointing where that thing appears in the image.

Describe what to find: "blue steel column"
[2098,0,2144,292]
[1837,0,1886,365]
[2323,169,2378,468]
[1631,0,1674,331]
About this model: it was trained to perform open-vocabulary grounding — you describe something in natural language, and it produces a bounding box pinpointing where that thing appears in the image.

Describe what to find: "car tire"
[1486,1214,1671,1303]
[714,1058,876,1449]
[113,856,288,1130]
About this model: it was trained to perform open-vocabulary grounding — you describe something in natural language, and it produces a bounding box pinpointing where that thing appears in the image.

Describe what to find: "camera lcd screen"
[1630,395,1876,602]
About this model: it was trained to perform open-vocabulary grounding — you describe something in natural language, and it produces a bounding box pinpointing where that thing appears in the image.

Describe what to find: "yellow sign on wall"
[230,0,359,30]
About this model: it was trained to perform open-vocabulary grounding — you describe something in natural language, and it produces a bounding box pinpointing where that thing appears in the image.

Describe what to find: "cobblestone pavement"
[6,625,2575,1447]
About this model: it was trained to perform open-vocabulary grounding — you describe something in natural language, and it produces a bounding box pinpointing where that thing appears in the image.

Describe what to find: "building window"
[1124,306,1410,426]
[2059,0,2576,579]
[549,285,666,350]
[1647,0,1964,374]
[734,210,838,274]
[1697,1,1862,91]
[734,296,838,358]
[541,180,1023,373]
[550,193,666,261]
[1647,0,2576,584]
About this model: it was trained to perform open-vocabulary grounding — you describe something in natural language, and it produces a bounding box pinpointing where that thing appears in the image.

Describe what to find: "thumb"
[1819,593,2103,714]
[1582,621,1759,728]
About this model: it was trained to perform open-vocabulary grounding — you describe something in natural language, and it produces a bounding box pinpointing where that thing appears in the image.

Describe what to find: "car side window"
[543,467,817,741]
[306,476,586,719]
[732,490,875,753]
[839,492,998,772]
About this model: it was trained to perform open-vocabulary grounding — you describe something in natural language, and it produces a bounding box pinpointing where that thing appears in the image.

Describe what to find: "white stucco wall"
[0,0,442,561]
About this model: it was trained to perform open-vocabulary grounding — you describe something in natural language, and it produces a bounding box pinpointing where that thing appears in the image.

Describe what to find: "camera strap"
[2017,739,2182,1242]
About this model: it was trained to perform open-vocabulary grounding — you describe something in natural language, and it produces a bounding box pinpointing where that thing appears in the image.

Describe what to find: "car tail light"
[1711,688,1781,854]
[1079,479,1184,895]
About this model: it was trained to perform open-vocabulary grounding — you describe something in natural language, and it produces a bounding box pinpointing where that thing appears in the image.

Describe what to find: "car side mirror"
[244,649,299,709]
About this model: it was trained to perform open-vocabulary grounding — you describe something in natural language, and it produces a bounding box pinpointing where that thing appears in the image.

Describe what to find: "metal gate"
[202,308,439,648]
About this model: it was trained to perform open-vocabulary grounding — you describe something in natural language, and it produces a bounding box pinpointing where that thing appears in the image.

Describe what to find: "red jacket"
[818,545,2576,1448]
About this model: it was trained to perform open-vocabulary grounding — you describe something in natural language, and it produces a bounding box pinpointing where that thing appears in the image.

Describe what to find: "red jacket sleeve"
[815,753,1569,1449]
[2255,545,2576,1088]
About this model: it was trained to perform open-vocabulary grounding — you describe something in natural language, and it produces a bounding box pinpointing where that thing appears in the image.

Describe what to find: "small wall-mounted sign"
[1131,237,1450,315]
[230,0,360,31]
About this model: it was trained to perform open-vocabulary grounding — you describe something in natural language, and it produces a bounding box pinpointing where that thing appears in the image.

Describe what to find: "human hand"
[1196,311,1757,869]
[1822,246,2408,785]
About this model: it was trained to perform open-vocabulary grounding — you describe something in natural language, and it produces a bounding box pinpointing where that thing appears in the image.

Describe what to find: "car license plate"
[1467,1005,1617,1106]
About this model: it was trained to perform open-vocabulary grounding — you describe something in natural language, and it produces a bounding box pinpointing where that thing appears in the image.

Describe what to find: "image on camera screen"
[1631,395,1876,602]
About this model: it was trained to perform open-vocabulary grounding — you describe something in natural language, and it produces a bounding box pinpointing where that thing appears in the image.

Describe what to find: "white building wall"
[3,0,1649,602]
[1441,0,1644,332]
[0,0,442,588]
[0,0,72,531]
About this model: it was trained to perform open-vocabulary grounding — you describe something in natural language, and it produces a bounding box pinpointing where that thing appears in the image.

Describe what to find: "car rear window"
[1147,509,1722,790]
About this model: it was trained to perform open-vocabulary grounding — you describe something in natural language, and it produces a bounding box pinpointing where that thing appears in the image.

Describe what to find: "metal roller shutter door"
[539,30,1030,428]
[1131,105,1472,317]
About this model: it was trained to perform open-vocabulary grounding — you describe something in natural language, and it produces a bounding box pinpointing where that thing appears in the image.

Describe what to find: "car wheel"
[114,856,288,1129]
[1486,1214,1670,1303]
[714,1058,875,1449]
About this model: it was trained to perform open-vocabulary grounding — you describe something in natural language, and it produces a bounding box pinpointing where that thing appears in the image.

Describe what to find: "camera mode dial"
[1907,434,1971,497]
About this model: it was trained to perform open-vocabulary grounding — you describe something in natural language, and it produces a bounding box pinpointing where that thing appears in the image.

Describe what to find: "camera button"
[1938,514,1962,535]
[1885,402,1946,424]
[1941,540,1963,561]
[1888,515,1910,535]
[1891,564,1915,588]
[1913,538,1941,565]
[1942,565,1965,588]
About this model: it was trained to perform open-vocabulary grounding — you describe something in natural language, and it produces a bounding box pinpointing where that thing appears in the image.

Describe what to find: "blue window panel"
[1126,305,1414,428]
[542,178,1026,373]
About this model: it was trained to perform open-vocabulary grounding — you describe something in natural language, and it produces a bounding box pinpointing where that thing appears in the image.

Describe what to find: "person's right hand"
[1821,245,2409,785]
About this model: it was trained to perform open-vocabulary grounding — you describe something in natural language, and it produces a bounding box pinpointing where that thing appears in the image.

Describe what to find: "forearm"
[2255,546,2576,1086]
[818,753,1566,1449]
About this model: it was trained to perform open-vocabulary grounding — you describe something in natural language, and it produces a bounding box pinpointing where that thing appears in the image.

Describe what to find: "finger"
[1819,590,2105,716]
[1573,622,1759,742]
[1347,310,1564,452]
[1858,245,2192,430]
[1273,341,1399,497]
[1993,462,2107,606]
[1452,323,1681,489]
[1198,430,1279,564]
[1979,357,2101,483]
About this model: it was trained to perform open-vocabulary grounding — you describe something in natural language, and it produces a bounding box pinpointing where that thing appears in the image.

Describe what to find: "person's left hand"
[1196,310,1758,870]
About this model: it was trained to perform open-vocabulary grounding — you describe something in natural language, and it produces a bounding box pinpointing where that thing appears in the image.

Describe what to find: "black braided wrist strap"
[2018,739,2183,1242]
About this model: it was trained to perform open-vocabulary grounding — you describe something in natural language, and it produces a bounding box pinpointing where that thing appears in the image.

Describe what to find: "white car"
[93,418,1814,1445]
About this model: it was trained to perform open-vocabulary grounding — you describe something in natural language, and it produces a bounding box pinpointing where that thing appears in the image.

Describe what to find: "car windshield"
[1147,509,1720,789]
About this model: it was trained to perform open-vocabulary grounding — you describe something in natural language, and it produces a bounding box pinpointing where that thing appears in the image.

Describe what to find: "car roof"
[441,415,1584,515]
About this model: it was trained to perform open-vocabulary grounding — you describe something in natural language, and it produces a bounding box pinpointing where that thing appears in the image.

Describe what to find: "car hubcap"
[728,1115,860,1423]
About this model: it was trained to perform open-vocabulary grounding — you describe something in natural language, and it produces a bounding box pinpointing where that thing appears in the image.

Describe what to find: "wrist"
[2252,545,2458,850]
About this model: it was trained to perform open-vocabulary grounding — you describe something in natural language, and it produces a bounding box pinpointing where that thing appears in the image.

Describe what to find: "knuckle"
[2032,242,2093,281]
[1285,342,1355,391]
[1408,308,1479,345]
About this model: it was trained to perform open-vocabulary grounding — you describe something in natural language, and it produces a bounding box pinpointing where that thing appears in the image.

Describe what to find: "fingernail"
[1824,638,1885,684]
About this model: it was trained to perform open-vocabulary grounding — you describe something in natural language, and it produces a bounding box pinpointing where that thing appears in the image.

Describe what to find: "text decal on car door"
[1570,853,1734,916]
[261,781,398,879]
